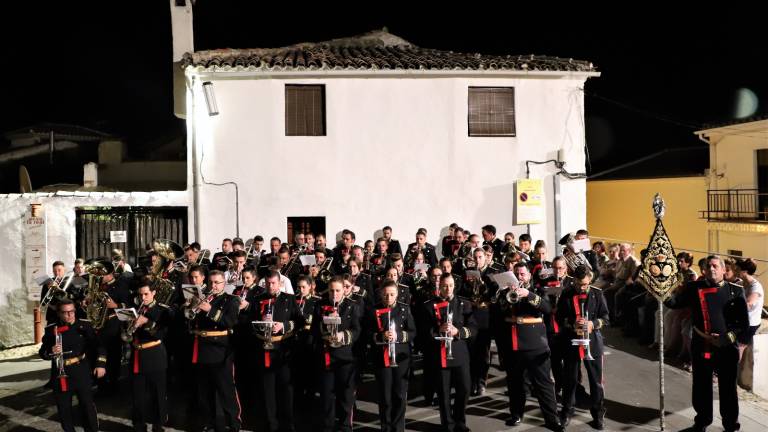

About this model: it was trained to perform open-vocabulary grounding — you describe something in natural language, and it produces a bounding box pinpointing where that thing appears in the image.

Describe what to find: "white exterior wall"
[189,74,589,250]
[0,191,189,347]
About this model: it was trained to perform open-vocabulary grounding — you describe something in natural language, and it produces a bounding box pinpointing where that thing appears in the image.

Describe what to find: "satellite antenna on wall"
[19,165,33,193]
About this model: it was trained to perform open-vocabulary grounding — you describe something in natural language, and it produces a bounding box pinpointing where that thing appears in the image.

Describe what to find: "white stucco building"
[0,28,598,347]
[182,30,599,253]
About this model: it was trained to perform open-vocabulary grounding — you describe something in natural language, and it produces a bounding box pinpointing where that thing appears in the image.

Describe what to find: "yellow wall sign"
[516,179,543,224]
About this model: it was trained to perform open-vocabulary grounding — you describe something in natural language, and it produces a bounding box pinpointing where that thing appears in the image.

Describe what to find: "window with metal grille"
[468,87,516,136]
[285,84,326,136]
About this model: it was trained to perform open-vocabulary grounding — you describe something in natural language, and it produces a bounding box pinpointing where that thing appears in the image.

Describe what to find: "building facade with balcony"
[697,116,768,290]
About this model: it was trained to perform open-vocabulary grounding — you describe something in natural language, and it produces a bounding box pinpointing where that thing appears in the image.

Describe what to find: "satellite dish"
[19,165,33,193]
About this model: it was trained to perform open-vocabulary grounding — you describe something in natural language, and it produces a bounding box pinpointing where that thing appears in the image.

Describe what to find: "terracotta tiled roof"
[183,30,596,73]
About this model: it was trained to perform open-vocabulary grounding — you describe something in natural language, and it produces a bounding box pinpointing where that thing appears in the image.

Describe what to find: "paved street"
[1,327,767,431]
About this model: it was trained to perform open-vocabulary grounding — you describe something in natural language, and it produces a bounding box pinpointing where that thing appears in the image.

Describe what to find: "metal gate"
[76,207,188,268]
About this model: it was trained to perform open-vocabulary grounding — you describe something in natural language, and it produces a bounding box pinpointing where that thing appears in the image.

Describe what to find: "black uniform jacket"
[491,285,551,354]
[130,300,172,373]
[405,242,438,268]
[459,265,499,329]
[536,275,573,339]
[295,294,321,346]
[249,291,303,367]
[39,318,107,392]
[311,297,362,367]
[664,279,748,354]
[367,302,417,368]
[421,296,476,368]
[189,290,240,364]
[483,238,505,261]
[556,286,610,357]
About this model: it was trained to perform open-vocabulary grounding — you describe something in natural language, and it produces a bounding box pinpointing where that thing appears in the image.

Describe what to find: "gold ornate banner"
[638,194,682,300]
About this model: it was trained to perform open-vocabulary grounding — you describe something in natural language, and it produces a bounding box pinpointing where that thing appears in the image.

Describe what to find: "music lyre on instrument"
[252,298,275,350]
[322,301,343,348]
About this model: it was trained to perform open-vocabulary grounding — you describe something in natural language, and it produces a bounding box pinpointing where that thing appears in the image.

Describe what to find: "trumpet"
[53,327,72,385]
[506,287,520,305]
[434,303,454,360]
[571,303,595,361]
[387,310,397,367]
[317,257,334,284]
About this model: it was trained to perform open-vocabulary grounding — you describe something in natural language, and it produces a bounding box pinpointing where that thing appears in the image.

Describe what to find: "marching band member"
[492,263,562,431]
[423,273,476,432]
[39,298,106,432]
[481,225,504,262]
[128,278,172,432]
[368,281,416,432]
[250,271,302,432]
[557,265,610,430]
[311,276,362,432]
[664,256,748,432]
[465,248,499,396]
[189,270,241,432]
[535,256,571,396]
[293,275,320,404]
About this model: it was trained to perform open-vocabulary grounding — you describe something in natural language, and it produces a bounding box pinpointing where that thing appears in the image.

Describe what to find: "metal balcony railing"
[700,189,768,222]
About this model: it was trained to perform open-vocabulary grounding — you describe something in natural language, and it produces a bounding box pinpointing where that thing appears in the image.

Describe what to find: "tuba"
[559,233,592,273]
[151,239,184,305]
[83,261,113,330]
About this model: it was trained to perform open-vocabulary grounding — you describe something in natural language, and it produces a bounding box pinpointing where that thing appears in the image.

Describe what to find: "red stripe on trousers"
[133,349,140,374]
[192,336,199,364]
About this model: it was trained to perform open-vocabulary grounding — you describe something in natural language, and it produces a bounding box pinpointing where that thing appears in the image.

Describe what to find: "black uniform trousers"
[291,341,314,404]
[98,317,122,391]
[469,328,492,389]
[436,364,470,432]
[562,348,605,420]
[131,370,167,430]
[375,357,410,432]
[259,359,294,432]
[505,349,560,425]
[53,363,99,432]
[692,345,739,430]
[317,361,356,432]
[548,336,565,395]
[196,354,242,432]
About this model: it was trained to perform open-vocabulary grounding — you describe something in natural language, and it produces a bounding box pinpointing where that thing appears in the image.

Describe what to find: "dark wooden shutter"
[285,85,326,136]
[468,87,516,136]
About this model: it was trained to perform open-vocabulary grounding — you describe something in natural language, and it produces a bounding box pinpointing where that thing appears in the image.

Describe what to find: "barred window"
[468,87,516,137]
[285,85,326,136]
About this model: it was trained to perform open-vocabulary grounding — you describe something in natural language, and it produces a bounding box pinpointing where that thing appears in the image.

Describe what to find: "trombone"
[40,271,74,310]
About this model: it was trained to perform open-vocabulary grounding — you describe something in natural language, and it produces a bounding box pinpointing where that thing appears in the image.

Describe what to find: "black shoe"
[559,411,571,428]
[724,423,740,432]
[477,385,486,396]
[589,418,604,430]
[505,416,522,426]
[151,426,164,432]
[544,422,565,432]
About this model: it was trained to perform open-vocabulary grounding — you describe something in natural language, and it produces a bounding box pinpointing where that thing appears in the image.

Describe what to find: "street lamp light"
[202,81,219,116]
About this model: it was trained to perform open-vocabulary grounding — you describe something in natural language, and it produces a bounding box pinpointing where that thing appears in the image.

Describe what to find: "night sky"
[2,2,765,187]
